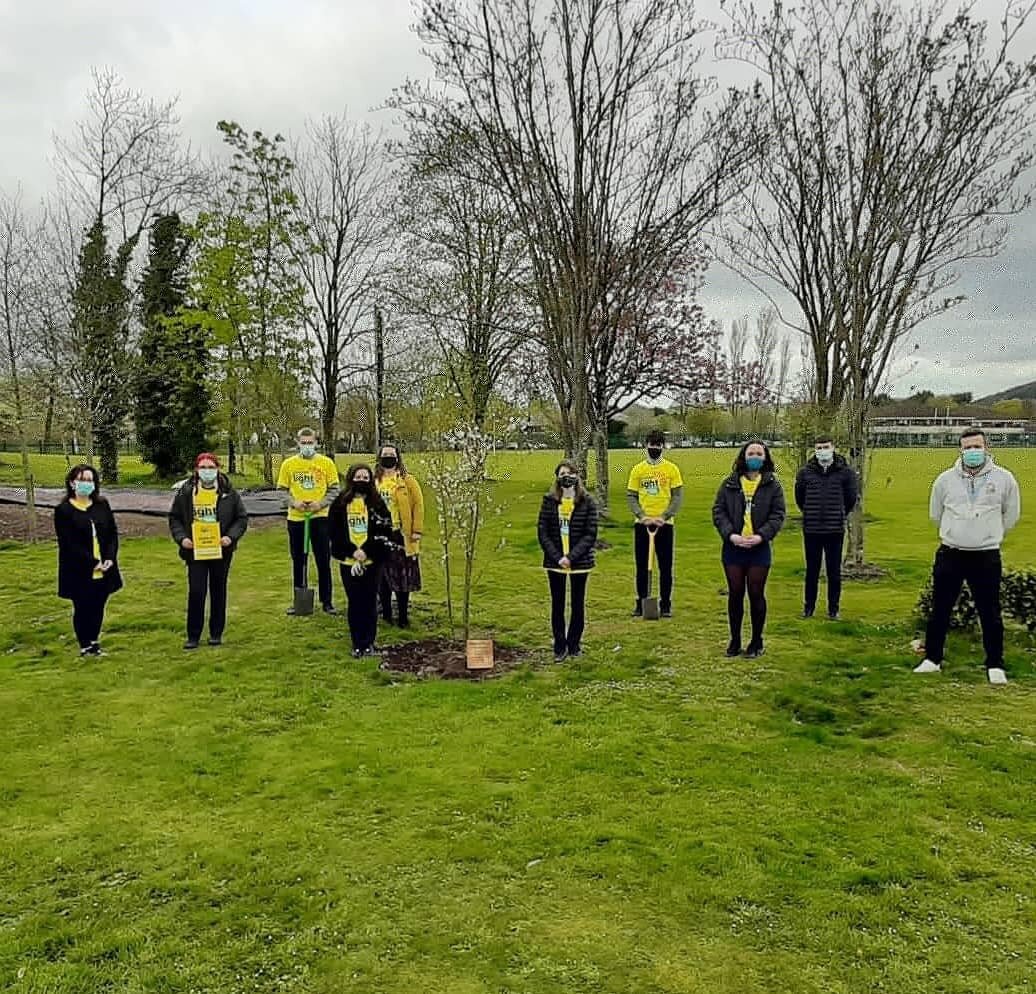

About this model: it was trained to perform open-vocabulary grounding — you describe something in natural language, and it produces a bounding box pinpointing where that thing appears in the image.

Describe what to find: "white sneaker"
[987,668,1008,685]
[913,659,942,674]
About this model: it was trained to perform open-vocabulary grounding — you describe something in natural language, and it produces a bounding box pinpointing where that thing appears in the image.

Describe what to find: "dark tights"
[724,564,770,647]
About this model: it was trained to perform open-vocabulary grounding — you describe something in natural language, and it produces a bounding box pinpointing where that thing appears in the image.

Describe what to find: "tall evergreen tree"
[70,219,135,482]
[136,214,211,477]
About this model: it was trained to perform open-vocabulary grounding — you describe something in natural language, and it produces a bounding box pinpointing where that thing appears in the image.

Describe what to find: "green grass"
[1,449,1034,993]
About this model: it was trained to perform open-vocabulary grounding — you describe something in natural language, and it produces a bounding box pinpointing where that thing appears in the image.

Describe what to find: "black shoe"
[553,648,568,663]
[208,637,222,646]
[827,609,840,620]
[362,646,381,657]
[79,646,93,658]
[398,616,410,628]
[183,640,200,651]
[322,604,338,615]
[744,641,765,659]
[89,641,105,657]
[802,606,815,619]
[661,605,672,619]
[725,640,742,658]
[286,607,297,616]
[631,600,643,617]
[351,648,363,658]
[567,646,582,659]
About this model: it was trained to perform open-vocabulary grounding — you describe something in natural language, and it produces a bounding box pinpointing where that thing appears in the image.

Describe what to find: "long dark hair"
[549,460,588,503]
[338,462,389,517]
[732,440,775,476]
[374,442,409,480]
[64,464,102,502]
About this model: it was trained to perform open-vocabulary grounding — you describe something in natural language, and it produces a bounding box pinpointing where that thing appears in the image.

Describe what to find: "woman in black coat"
[53,464,123,657]
[537,461,598,662]
[328,463,394,657]
[168,452,249,650]
[711,441,786,659]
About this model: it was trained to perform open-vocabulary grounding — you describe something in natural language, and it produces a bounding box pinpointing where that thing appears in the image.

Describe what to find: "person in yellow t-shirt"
[329,464,394,657]
[711,440,787,660]
[374,443,425,628]
[276,427,341,615]
[53,465,122,658]
[538,462,598,661]
[626,430,684,618]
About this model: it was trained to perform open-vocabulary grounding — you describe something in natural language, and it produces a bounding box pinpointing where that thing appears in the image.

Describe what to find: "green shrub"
[916,568,1036,634]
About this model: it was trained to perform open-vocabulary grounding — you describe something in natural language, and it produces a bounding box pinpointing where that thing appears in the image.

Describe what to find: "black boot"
[631,599,643,617]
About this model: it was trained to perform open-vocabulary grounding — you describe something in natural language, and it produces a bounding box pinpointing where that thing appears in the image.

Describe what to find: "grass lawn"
[1,449,1034,993]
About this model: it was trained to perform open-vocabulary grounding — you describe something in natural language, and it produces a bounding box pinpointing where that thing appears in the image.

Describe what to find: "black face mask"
[352,480,371,494]
[380,456,398,469]
[559,475,578,489]
[647,447,663,460]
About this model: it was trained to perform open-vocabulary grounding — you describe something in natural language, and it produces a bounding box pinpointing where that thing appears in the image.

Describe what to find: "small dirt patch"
[0,505,282,543]
[378,637,530,679]
[842,562,889,581]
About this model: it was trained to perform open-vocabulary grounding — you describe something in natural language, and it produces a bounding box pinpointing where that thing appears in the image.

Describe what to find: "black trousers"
[634,523,674,607]
[547,570,589,654]
[71,583,109,648]
[186,553,233,641]
[287,517,333,608]
[379,580,410,623]
[924,546,1004,669]
[341,563,381,651]
[803,531,844,612]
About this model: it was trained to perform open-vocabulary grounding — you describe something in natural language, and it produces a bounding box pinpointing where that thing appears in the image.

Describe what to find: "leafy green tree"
[136,213,211,477]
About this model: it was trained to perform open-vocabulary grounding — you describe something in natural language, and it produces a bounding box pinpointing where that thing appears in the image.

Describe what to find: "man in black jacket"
[794,437,859,619]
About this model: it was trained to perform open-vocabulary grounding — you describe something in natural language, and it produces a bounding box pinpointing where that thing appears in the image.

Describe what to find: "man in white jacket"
[915,429,1021,684]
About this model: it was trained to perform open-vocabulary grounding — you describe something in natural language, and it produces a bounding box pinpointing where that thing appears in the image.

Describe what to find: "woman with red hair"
[168,453,249,650]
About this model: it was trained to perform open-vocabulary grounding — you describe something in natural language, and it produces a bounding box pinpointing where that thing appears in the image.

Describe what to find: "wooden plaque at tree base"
[466,639,495,671]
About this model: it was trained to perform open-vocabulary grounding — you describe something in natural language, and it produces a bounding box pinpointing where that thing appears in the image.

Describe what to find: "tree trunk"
[43,388,55,449]
[846,404,868,566]
[592,414,610,518]
[374,306,385,453]
[262,443,274,487]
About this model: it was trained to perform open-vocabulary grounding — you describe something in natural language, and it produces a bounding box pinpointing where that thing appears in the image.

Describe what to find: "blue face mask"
[74,480,95,498]
[962,449,986,469]
[300,444,316,458]
[198,468,218,485]
[745,456,765,472]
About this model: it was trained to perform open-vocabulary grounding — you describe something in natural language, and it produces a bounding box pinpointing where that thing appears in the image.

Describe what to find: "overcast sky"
[2,0,1034,400]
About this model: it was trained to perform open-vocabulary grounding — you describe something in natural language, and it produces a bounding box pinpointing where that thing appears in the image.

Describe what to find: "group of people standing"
[53,428,1021,682]
[536,428,1021,682]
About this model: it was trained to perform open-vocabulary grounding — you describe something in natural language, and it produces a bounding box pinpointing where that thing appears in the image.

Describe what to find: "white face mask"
[816,449,834,465]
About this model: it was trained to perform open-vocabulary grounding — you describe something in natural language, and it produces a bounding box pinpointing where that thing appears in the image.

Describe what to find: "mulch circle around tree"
[842,562,889,581]
[378,637,530,680]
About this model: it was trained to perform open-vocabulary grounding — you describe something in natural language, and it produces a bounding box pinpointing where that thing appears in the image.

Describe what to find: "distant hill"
[978,381,1036,404]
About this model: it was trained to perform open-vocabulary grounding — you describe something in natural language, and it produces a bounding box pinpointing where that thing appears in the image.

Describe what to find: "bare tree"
[397,0,760,469]
[0,190,46,534]
[588,252,713,513]
[721,0,1036,563]
[51,67,203,480]
[390,125,534,431]
[292,115,391,445]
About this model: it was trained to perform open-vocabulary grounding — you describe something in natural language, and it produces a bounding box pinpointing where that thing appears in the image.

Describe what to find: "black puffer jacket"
[794,455,859,534]
[712,472,786,544]
[538,492,598,569]
[168,475,250,562]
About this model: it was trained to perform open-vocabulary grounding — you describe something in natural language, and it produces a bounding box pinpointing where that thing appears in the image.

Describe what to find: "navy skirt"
[721,541,773,568]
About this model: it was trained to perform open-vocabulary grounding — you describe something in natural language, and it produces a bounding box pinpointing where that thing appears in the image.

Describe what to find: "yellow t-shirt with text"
[378,476,403,531]
[193,486,218,523]
[740,475,760,537]
[345,498,369,565]
[559,496,574,556]
[277,454,339,522]
[627,459,684,520]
